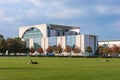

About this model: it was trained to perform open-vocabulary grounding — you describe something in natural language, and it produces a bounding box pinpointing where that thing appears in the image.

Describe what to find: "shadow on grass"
[0,67,40,70]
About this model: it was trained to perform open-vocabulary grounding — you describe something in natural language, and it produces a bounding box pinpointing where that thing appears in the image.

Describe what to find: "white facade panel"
[44,38,48,50]
[76,35,80,47]
[61,36,66,49]
[19,24,47,38]
[29,38,34,48]
[57,36,62,46]
[41,38,45,50]
[35,24,47,37]
[99,40,120,47]
[81,35,85,53]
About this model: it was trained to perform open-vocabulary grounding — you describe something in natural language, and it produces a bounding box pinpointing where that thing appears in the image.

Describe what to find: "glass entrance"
[22,27,43,49]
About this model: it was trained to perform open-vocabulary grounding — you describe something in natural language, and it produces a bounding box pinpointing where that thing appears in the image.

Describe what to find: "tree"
[30,47,35,53]
[73,46,81,53]
[118,46,120,54]
[6,37,27,55]
[64,46,72,53]
[109,45,120,57]
[102,47,109,54]
[95,47,99,56]
[0,38,6,54]
[46,46,54,53]
[64,46,72,56]
[20,46,30,55]
[85,46,92,53]
[0,34,4,39]
[112,45,119,53]
[85,46,92,56]
[54,44,63,54]
[98,46,108,56]
[108,47,113,53]
[37,47,44,54]
[98,46,104,54]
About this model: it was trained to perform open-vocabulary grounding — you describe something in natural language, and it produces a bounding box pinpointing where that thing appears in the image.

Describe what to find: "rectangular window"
[57,32,60,36]
[34,38,41,50]
[48,37,57,47]
[63,32,65,36]
[66,35,76,48]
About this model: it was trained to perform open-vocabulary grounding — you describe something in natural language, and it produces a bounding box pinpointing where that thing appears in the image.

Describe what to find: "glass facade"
[34,38,41,49]
[48,37,57,47]
[23,27,43,49]
[66,35,76,48]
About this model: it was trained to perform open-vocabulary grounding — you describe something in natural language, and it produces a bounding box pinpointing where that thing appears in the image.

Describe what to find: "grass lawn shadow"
[0,67,40,70]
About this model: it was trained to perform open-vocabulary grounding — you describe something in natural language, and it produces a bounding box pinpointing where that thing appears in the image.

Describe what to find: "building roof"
[49,24,80,30]
[99,40,120,42]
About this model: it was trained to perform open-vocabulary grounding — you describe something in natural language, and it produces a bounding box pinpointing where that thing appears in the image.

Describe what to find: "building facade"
[19,23,98,56]
[99,40,120,47]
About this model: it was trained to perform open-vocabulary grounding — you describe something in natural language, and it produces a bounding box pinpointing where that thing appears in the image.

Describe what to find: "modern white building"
[99,40,120,47]
[19,23,98,56]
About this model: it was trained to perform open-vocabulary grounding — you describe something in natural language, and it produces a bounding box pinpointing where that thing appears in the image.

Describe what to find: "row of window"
[48,35,76,48]
[25,35,77,49]
[23,27,77,49]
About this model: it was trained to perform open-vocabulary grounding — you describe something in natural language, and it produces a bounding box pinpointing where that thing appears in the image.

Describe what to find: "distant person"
[29,59,38,64]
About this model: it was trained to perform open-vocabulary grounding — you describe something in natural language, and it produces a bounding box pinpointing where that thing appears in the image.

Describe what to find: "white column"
[61,36,66,49]
[29,38,34,48]
[76,35,80,47]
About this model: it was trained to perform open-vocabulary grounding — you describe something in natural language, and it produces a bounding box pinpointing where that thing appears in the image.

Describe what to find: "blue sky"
[0,0,120,40]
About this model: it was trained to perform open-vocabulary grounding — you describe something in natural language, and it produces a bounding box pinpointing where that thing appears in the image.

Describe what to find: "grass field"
[0,57,120,80]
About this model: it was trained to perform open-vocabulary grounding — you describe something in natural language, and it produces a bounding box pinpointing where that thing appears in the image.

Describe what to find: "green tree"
[54,44,63,54]
[0,38,6,54]
[6,37,26,55]
[98,46,104,54]
[85,46,92,53]
[85,46,92,56]
[103,47,109,53]
[0,34,4,39]
[20,44,29,55]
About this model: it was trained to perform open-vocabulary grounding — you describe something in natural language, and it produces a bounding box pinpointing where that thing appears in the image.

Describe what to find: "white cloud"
[27,0,45,7]
[2,17,15,23]
[34,0,84,18]
[0,11,3,18]
[45,7,83,18]
[11,0,84,19]
[21,9,38,18]
[96,6,108,14]
[95,5,120,14]
[0,0,21,4]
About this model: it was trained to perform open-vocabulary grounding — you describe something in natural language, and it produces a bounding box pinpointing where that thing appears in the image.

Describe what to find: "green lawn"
[0,57,120,80]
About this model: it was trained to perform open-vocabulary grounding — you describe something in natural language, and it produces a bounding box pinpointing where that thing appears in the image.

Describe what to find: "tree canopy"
[0,34,28,55]
[85,46,92,53]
